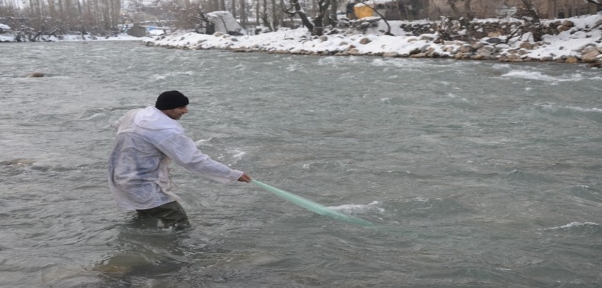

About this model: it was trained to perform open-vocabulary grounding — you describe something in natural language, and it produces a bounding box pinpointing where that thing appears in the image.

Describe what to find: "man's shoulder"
[113,108,144,131]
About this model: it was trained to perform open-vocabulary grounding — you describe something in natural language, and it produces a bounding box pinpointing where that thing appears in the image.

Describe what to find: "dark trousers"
[136,201,191,230]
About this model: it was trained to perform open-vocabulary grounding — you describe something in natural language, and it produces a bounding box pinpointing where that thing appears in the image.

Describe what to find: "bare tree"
[239,0,247,27]
[445,0,472,20]
[329,0,337,27]
[260,0,274,30]
[463,0,472,20]
[283,0,314,32]
[253,0,288,31]
[282,0,339,35]
[519,0,543,42]
[312,0,330,35]
[446,0,460,18]
[160,0,205,31]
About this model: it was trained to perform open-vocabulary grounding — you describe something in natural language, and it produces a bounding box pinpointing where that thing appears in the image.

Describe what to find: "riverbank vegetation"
[1,0,601,40]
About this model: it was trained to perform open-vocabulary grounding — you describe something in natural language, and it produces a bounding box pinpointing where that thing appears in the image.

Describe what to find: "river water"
[1,40,602,287]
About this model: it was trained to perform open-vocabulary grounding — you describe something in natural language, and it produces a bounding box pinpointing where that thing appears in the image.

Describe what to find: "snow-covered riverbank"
[0,32,139,42]
[2,14,600,66]
[145,14,602,66]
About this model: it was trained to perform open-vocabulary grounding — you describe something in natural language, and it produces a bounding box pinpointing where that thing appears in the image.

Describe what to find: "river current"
[1,41,602,287]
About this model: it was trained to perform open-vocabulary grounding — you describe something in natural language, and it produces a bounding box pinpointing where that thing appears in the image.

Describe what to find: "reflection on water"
[86,215,250,287]
[93,220,193,286]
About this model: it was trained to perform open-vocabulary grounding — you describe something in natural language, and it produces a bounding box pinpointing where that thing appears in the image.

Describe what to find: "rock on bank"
[145,14,602,66]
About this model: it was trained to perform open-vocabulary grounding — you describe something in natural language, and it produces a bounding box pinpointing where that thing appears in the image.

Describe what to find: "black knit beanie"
[155,90,189,110]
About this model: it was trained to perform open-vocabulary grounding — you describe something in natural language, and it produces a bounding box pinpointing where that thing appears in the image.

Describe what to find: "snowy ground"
[145,14,602,65]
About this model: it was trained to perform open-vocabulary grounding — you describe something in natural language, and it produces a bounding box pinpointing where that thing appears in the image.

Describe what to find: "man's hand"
[238,173,252,183]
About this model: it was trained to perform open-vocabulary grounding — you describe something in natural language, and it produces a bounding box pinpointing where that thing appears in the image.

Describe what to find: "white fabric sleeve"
[156,133,243,184]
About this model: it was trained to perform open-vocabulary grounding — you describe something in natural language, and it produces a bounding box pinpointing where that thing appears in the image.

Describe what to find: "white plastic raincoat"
[108,106,243,210]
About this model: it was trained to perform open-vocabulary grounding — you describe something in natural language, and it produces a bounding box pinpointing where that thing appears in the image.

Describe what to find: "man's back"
[108,107,175,210]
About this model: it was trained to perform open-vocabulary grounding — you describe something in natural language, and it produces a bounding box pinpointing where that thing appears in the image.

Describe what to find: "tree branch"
[283,0,314,32]
[357,0,393,35]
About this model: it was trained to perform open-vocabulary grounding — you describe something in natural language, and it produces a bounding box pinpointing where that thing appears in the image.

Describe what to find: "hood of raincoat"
[134,106,185,132]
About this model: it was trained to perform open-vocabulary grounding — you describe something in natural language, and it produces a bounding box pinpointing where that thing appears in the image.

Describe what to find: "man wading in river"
[108,90,251,230]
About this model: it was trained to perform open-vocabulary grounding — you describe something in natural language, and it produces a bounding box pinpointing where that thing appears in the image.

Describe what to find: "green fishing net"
[251,180,374,227]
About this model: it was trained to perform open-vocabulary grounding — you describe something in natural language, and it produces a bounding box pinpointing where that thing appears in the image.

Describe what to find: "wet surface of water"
[1,41,602,287]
